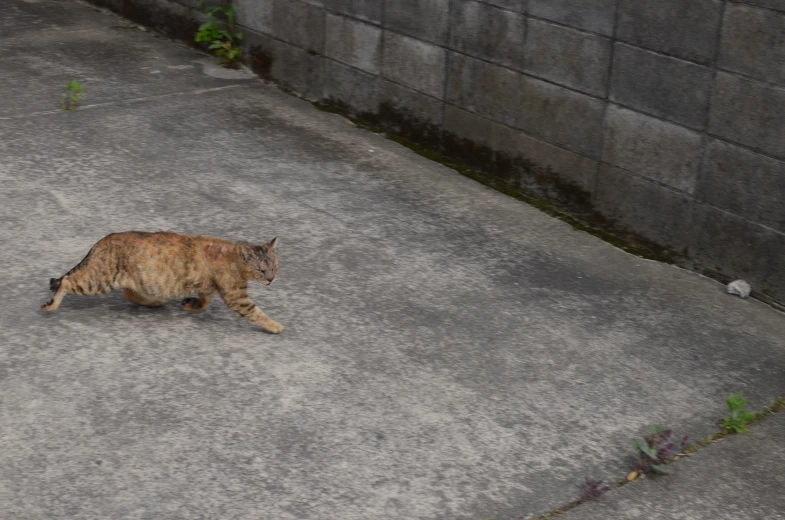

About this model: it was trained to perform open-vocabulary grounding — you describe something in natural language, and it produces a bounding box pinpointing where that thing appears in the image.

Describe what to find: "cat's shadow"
[40,292,176,317]
[39,291,246,327]
[36,288,293,335]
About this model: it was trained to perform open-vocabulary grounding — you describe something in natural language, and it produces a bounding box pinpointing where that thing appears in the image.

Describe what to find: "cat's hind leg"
[42,244,122,311]
[41,270,114,311]
[123,289,165,308]
[41,277,67,311]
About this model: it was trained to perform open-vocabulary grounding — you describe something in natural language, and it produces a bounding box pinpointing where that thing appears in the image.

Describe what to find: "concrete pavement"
[1,1,784,519]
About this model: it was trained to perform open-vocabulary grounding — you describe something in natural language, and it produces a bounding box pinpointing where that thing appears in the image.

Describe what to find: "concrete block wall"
[88,0,785,303]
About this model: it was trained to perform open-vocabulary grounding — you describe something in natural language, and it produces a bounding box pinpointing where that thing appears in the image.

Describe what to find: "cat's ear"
[268,237,278,250]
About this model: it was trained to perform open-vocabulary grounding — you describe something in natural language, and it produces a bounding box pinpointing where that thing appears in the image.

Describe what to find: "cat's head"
[242,237,279,285]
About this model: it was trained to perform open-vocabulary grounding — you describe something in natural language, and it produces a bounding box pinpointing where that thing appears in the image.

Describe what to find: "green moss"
[386,134,677,264]
[313,100,679,265]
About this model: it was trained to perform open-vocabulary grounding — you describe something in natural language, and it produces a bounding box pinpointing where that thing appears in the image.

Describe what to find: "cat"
[41,231,284,333]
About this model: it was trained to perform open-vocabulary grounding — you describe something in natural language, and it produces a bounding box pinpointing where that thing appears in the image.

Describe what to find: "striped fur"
[41,231,283,333]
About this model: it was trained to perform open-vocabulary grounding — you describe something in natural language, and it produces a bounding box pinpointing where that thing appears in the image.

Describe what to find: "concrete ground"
[1,1,784,519]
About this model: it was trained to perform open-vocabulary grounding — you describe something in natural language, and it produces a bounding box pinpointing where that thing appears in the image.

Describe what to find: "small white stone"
[727,280,751,299]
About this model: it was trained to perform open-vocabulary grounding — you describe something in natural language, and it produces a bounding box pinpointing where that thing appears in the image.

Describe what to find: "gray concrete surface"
[561,411,785,520]
[2,1,785,519]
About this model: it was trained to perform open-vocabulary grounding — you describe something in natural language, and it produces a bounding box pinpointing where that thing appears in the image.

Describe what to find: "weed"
[581,478,610,500]
[61,80,86,110]
[633,426,689,475]
[195,1,243,67]
[720,392,758,433]
[527,396,785,520]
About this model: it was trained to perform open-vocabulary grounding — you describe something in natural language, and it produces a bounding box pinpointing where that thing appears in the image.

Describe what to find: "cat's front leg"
[220,287,284,333]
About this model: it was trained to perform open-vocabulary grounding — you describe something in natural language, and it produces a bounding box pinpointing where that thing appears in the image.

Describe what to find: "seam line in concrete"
[527,399,785,520]
[693,0,730,249]
[510,9,532,172]
[0,26,128,47]
[727,0,785,14]
[693,200,785,238]
[0,84,253,121]
[525,15,614,42]
[466,0,526,17]
[439,0,454,151]
[319,0,328,101]
[714,65,785,92]
[378,0,388,124]
[594,0,623,200]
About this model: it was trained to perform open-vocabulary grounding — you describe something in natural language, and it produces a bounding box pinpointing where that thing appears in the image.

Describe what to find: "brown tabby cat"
[41,231,284,333]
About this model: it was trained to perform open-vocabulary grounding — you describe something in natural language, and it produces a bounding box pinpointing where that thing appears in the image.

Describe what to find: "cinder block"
[528,0,616,36]
[382,32,446,99]
[173,0,221,8]
[446,53,524,127]
[246,32,323,98]
[517,77,606,157]
[235,0,273,34]
[692,204,785,301]
[449,0,526,70]
[595,165,694,248]
[740,0,785,11]
[444,105,494,147]
[482,0,525,12]
[524,19,611,97]
[443,105,496,169]
[602,105,703,193]
[323,59,379,114]
[494,124,599,193]
[384,0,449,45]
[379,80,443,126]
[617,0,723,64]
[324,0,382,23]
[708,72,785,159]
[610,43,713,130]
[87,0,124,10]
[696,140,785,233]
[269,37,324,99]
[271,0,325,52]
[325,14,381,74]
[242,29,276,79]
[378,80,444,146]
[443,106,599,193]
[123,0,197,41]
[719,4,785,86]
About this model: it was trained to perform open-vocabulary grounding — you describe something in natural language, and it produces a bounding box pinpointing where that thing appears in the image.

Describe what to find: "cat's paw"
[263,320,284,334]
[41,300,57,312]
[181,297,205,311]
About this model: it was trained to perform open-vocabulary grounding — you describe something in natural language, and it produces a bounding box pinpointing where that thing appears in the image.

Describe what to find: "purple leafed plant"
[581,478,611,500]
[634,426,690,475]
